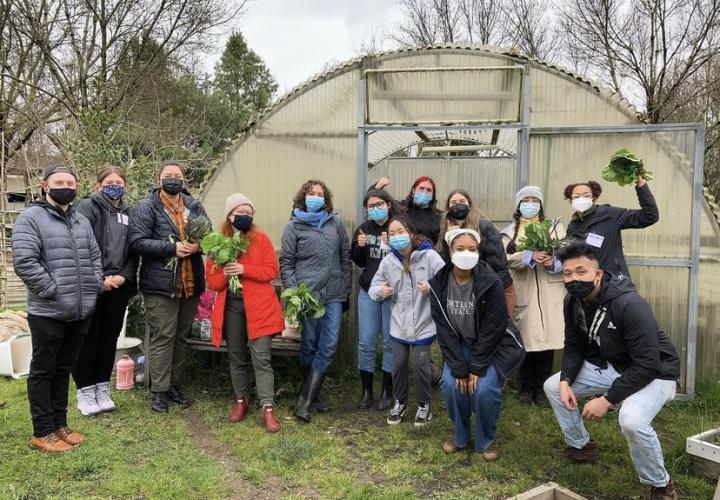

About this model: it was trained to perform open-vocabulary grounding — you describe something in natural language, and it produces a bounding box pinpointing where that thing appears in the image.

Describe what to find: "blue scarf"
[391,239,432,262]
[293,208,329,228]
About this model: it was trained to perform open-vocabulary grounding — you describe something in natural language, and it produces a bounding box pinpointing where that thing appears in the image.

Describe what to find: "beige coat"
[500,220,566,352]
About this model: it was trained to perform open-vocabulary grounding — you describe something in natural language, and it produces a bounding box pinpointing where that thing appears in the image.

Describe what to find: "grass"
[1,356,718,499]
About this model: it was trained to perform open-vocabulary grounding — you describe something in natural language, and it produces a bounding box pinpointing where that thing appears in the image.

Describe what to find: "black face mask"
[564,279,597,300]
[161,178,183,195]
[448,203,470,221]
[232,214,253,232]
[48,188,77,206]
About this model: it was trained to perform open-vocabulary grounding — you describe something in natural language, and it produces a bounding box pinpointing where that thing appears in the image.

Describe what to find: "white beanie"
[515,186,543,209]
[445,228,482,247]
[224,193,254,215]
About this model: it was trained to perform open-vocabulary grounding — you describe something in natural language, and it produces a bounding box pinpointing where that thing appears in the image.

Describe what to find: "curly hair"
[404,176,437,208]
[563,181,602,200]
[292,179,334,212]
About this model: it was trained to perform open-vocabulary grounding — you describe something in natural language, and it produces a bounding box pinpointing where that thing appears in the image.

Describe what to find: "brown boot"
[442,439,460,454]
[650,479,678,500]
[551,439,600,464]
[481,441,500,461]
[229,397,250,423]
[30,432,74,453]
[262,405,280,433]
[55,427,86,446]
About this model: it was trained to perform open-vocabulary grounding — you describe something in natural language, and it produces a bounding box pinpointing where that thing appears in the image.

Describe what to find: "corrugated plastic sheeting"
[528,132,694,260]
[698,262,720,380]
[366,68,522,124]
[202,133,358,249]
[370,157,517,222]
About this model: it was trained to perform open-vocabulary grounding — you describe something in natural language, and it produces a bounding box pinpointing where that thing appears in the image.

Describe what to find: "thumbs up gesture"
[381,280,394,298]
[381,231,388,245]
[358,229,367,247]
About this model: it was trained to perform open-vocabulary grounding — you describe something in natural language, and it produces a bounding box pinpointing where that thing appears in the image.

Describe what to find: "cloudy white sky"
[206,0,405,94]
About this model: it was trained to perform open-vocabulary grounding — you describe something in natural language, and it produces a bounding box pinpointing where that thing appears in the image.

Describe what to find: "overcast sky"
[206,0,405,94]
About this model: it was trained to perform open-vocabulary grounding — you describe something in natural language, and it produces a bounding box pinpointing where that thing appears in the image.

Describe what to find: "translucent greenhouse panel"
[628,265,690,393]
[369,157,517,223]
[698,260,720,378]
[365,67,523,125]
[528,131,696,260]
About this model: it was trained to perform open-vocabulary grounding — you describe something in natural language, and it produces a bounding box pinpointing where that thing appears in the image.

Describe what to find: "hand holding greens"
[601,149,654,187]
[201,231,250,293]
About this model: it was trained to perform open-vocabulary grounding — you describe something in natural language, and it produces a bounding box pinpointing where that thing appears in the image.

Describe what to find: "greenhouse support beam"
[356,77,369,225]
[516,64,531,190]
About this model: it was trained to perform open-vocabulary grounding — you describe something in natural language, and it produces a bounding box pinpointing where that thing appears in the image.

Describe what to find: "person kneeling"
[544,242,680,500]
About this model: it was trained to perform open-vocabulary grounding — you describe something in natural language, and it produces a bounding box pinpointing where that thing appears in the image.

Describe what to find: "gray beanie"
[515,186,543,209]
[224,193,254,215]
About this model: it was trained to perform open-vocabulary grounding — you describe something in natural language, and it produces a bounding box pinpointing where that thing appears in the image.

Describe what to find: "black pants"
[27,314,92,437]
[72,287,130,389]
[519,350,555,395]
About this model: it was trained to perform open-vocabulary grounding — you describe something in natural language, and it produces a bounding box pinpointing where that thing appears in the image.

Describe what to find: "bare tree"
[458,0,507,45]
[502,0,558,60]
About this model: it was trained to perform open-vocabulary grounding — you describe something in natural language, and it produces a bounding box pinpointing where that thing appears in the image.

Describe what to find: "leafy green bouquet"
[165,215,212,272]
[516,219,561,253]
[281,284,325,331]
[601,148,654,187]
[200,231,250,293]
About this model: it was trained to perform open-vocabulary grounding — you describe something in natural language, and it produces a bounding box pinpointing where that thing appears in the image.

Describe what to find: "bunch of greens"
[601,148,654,187]
[200,231,250,293]
[516,219,561,253]
[281,284,325,331]
[165,215,212,272]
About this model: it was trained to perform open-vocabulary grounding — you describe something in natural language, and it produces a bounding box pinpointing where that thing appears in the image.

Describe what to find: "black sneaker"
[414,403,432,427]
[386,400,407,425]
[167,386,192,408]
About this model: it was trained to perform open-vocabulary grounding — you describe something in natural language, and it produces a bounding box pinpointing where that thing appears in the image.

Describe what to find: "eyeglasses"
[367,202,387,209]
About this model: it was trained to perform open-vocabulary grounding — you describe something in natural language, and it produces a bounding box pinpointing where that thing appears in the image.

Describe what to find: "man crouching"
[544,242,680,500]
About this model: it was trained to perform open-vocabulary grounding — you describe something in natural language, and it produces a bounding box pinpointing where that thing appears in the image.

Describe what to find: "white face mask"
[451,250,479,270]
[572,197,593,213]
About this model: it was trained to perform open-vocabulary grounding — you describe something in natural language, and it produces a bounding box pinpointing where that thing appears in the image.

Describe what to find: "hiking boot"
[55,426,85,446]
[151,391,168,413]
[263,405,280,433]
[358,370,374,409]
[167,386,192,408]
[649,479,678,500]
[551,439,600,464]
[443,439,463,453]
[414,403,432,427]
[94,382,116,413]
[229,397,249,423]
[482,441,500,461]
[30,432,74,453]
[377,371,393,411]
[518,390,534,405]
[76,385,102,416]
[386,400,407,425]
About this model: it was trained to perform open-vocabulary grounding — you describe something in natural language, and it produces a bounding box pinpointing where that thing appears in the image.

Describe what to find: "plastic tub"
[0,334,32,379]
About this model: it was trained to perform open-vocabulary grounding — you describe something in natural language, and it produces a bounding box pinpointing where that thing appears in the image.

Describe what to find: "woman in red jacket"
[206,193,285,432]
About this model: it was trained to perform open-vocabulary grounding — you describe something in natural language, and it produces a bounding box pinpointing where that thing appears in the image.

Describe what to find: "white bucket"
[0,334,32,379]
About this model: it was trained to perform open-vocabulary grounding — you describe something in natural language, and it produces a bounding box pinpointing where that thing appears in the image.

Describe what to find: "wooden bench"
[185,336,300,357]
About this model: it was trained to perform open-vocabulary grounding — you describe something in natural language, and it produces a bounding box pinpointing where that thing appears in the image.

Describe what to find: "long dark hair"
[436,188,487,254]
[292,179,334,212]
[363,189,402,220]
[389,215,428,272]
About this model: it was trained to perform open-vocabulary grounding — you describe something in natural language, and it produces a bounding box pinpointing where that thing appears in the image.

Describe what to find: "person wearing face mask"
[129,160,210,413]
[280,179,351,423]
[428,228,525,461]
[372,176,442,243]
[205,193,284,432]
[12,164,104,452]
[368,216,445,427]
[564,178,659,281]
[72,165,139,416]
[543,242,680,500]
[500,186,565,405]
[351,189,399,410]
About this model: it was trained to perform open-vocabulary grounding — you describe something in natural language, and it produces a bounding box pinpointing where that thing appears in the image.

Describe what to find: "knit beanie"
[515,186,543,209]
[224,193,254,215]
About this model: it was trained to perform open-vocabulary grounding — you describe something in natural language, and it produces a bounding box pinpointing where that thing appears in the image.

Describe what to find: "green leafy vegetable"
[601,148,654,187]
[516,219,562,253]
[200,231,250,293]
[164,215,212,272]
[281,284,325,332]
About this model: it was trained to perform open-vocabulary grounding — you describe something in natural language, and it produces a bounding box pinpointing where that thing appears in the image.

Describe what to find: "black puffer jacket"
[560,273,680,404]
[12,199,104,321]
[129,190,208,298]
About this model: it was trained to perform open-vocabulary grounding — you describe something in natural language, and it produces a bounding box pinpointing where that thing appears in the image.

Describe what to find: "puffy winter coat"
[12,200,104,321]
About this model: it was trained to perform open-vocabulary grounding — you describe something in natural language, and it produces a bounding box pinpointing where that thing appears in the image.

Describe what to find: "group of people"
[12,161,679,499]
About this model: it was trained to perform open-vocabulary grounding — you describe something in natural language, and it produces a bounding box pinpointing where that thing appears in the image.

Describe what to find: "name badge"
[586,232,605,248]
[117,213,129,225]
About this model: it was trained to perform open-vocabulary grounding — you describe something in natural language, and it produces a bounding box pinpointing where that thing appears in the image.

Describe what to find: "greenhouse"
[199,44,720,397]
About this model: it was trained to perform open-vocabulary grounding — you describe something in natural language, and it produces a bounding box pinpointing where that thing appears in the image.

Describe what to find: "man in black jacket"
[543,242,679,500]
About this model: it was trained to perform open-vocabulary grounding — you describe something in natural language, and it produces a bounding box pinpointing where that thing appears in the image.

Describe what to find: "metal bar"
[530,123,703,134]
[516,63,531,189]
[685,123,705,400]
[625,258,693,267]
[362,124,524,132]
[370,90,517,101]
[367,118,520,126]
[356,75,369,226]
[364,66,524,75]
[422,145,500,153]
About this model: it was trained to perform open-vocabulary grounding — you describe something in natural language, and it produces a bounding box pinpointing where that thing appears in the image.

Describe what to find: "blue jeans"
[544,361,676,488]
[300,302,342,373]
[357,289,392,373]
[440,346,503,452]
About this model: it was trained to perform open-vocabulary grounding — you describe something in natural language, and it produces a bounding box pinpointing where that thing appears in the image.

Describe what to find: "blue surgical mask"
[101,184,126,201]
[305,195,325,213]
[389,234,411,251]
[519,202,541,219]
[413,191,432,207]
[367,206,388,222]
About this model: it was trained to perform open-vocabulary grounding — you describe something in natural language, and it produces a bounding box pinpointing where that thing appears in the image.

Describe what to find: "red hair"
[405,176,438,208]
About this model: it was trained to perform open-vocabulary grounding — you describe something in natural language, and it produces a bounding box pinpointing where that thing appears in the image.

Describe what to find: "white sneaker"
[77,385,102,416]
[94,382,116,412]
